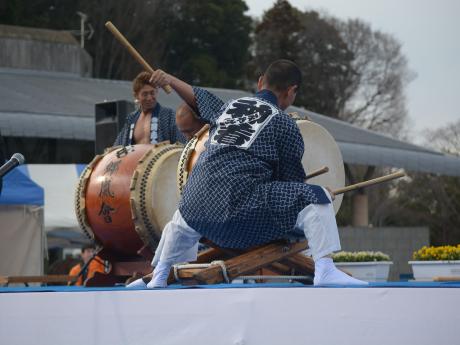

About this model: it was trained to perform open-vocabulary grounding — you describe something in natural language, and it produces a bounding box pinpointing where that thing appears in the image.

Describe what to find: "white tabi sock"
[126,278,148,289]
[147,262,171,288]
[314,257,368,286]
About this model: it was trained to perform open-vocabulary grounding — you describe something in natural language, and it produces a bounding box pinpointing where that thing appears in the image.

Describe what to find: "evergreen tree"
[163,0,252,88]
[251,0,355,117]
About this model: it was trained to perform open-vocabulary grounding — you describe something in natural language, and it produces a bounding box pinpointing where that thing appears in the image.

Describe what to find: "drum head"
[296,120,345,213]
[131,144,183,250]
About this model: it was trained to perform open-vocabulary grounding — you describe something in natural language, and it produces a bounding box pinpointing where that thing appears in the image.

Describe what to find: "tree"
[0,0,153,79]
[251,0,355,117]
[330,18,414,136]
[386,120,460,245]
[251,2,413,135]
[0,0,79,29]
[1,0,252,85]
[251,0,303,66]
[162,0,252,88]
[79,0,172,80]
[424,119,460,156]
[325,18,415,223]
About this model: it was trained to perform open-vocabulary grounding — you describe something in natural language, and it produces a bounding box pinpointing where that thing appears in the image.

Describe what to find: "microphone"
[0,153,25,178]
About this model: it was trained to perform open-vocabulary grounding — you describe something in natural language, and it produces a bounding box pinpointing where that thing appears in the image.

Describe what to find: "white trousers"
[294,188,341,260]
[152,188,341,267]
[151,209,201,267]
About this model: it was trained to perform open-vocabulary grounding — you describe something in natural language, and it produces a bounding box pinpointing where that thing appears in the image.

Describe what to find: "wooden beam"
[0,275,78,286]
[279,253,315,275]
[192,241,308,284]
[194,247,233,263]
[434,276,460,282]
[267,262,292,274]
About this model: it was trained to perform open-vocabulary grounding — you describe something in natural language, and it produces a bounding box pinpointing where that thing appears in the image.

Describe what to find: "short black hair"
[81,243,96,252]
[263,59,302,92]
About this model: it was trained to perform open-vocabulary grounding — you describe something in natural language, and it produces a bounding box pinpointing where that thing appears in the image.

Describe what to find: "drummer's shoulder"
[275,109,298,128]
[192,86,224,104]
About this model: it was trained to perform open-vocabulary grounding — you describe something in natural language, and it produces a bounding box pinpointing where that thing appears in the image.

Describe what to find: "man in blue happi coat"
[129,60,367,288]
[114,71,187,146]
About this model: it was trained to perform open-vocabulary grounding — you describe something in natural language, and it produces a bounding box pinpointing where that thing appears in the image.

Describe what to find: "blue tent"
[0,165,44,206]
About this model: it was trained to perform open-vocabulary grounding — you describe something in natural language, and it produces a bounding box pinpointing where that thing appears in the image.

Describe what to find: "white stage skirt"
[1,283,459,345]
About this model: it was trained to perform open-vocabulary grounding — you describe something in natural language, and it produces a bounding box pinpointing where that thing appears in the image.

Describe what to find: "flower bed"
[412,245,460,261]
[410,245,460,281]
[332,251,391,262]
[332,251,392,282]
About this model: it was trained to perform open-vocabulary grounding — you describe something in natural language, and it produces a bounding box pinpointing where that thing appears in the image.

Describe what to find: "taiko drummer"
[129,59,368,288]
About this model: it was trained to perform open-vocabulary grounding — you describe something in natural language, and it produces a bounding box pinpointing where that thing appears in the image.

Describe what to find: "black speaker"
[95,100,135,154]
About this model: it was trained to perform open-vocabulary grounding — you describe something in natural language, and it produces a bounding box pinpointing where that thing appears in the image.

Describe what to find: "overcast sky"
[245,0,460,142]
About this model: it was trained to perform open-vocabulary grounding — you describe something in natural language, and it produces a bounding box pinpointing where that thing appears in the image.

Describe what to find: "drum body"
[177,120,345,213]
[75,143,183,257]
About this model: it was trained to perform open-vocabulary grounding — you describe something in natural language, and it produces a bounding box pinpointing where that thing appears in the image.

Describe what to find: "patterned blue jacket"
[179,87,330,249]
[114,103,186,146]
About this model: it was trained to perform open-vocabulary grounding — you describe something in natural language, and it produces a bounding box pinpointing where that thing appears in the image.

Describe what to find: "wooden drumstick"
[105,21,173,94]
[305,166,329,180]
[333,170,405,195]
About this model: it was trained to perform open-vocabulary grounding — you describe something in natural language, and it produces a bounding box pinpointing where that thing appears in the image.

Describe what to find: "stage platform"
[1,282,459,345]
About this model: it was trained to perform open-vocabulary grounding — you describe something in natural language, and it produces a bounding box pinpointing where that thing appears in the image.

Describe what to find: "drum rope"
[173,260,230,283]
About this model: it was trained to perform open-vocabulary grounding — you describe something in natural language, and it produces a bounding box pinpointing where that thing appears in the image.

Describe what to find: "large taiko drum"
[75,143,183,257]
[177,120,345,213]
[297,120,345,213]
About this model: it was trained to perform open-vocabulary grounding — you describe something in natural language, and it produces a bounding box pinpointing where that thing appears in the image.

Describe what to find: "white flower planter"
[409,260,460,281]
[334,261,393,282]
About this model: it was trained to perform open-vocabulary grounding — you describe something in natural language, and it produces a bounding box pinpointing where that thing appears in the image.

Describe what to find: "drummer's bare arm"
[150,70,197,109]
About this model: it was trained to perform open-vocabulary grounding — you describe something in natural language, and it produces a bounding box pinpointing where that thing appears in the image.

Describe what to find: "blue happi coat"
[114,103,186,146]
[179,87,330,249]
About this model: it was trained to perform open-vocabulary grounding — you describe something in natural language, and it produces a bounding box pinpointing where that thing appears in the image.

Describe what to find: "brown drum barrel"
[75,143,183,257]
